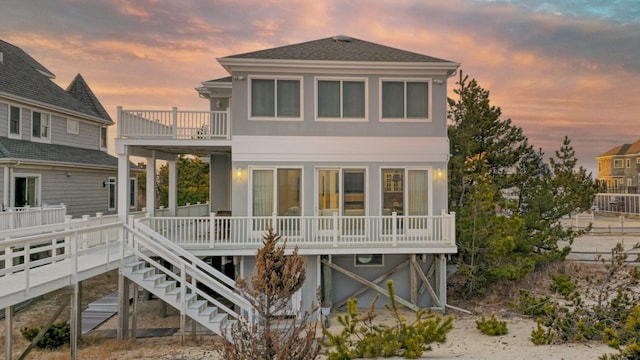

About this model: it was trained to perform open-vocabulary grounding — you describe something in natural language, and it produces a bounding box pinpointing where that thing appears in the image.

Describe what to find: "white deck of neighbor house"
[0,221,131,310]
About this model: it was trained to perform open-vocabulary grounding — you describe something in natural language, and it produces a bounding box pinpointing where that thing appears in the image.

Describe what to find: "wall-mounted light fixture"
[435,168,445,181]
[433,79,444,85]
[102,181,106,188]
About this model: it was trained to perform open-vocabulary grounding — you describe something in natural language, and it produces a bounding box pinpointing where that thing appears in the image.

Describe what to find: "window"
[381,168,430,216]
[9,106,21,138]
[355,254,383,267]
[252,168,301,216]
[251,168,302,234]
[627,178,633,187]
[100,127,108,149]
[614,159,624,168]
[32,111,50,141]
[250,77,301,119]
[316,78,366,120]
[107,177,116,211]
[67,119,79,134]
[13,175,39,207]
[129,178,136,209]
[380,79,431,121]
[627,159,631,168]
[317,168,366,217]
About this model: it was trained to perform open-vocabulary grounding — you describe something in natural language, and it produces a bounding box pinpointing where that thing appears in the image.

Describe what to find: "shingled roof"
[0,137,139,169]
[597,139,640,157]
[221,35,456,64]
[0,39,112,123]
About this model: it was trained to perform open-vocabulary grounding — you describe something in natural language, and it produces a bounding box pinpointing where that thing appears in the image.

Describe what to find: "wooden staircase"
[121,223,251,338]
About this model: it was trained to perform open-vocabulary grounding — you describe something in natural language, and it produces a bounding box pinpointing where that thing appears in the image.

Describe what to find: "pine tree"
[220,229,322,359]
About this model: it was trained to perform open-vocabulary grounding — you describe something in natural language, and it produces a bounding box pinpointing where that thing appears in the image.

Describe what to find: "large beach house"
[115,35,459,313]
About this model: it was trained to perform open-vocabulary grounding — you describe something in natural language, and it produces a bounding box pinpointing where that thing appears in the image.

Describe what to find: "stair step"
[156,280,176,292]
[199,306,218,320]
[123,260,145,271]
[132,267,155,278]
[211,313,228,324]
[188,300,207,312]
[145,274,166,285]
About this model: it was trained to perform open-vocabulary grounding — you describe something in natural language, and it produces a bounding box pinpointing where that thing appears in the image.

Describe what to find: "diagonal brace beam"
[321,259,419,312]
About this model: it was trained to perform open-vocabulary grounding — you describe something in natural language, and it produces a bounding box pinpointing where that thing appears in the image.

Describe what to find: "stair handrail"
[123,223,253,322]
[133,220,237,288]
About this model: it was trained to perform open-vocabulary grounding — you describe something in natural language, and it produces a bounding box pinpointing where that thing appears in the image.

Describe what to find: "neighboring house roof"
[0,137,139,170]
[66,74,112,122]
[222,35,456,64]
[0,39,112,124]
[597,139,640,158]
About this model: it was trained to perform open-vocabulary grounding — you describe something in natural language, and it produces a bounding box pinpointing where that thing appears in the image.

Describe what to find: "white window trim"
[107,177,117,211]
[613,159,624,168]
[67,118,79,134]
[379,166,433,216]
[248,166,304,217]
[8,104,22,140]
[11,173,41,208]
[100,127,108,150]
[31,110,51,143]
[314,76,368,122]
[314,166,368,217]
[129,177,137,209]
[247,75,304,121]
[354,254,384,267]
[626,159,631,168]
[379,77,432,123]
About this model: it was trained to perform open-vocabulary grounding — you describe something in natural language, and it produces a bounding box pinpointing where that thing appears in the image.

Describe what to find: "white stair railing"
[122,222,253,335]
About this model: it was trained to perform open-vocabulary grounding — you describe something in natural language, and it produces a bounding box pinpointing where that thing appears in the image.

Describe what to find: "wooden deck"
[0,242,128,310]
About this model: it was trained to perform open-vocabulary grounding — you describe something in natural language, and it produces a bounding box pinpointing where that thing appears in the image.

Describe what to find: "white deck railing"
[0,220,126,308]
[140,212,456,251]
[117,107,230,140]
[0,205,67,231]
[594,193,640,215]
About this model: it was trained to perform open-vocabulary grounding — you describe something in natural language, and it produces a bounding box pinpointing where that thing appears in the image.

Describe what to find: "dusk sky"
[1,0,639,174]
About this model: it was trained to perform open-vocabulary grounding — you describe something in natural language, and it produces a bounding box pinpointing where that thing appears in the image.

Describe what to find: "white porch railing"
[594,193,640,215]
[140,212,456,251]
[0,205,67,231]
[0,220,126,309]
[117,107,231,140]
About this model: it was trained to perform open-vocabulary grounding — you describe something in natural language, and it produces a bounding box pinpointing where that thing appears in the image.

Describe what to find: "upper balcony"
[117,107,231,140]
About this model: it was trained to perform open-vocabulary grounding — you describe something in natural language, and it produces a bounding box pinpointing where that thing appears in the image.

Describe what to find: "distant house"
[116,35,459,312]
[0,39,139,217]
[596,139,640,194]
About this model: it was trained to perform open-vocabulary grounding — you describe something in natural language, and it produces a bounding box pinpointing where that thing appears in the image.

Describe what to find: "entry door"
[14,175,39,207]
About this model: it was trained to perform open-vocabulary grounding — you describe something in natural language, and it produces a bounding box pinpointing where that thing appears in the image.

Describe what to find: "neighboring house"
[116,36,459,312]
[596,139,640,194]
[0,39,138,217]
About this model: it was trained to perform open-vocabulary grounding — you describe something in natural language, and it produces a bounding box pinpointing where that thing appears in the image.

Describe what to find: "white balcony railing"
[0,205,67,231]
[117,107,230,140]
[140,212,456,251]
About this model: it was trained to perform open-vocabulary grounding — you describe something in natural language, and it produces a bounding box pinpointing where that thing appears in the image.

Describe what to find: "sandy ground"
[1,213,637,359]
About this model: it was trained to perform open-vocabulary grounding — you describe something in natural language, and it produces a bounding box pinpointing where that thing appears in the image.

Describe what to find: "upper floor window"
[9,106,21,139]
[100,127,108,149]
[316,78,366,121]
[67,119,79,134]
[249,77,302,120]
[380,79,431,121]
[627,159,631,168]
[31,111,50,142]
[614,159,624,168]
